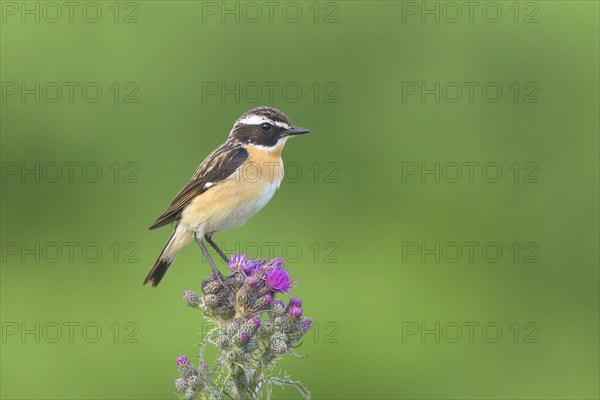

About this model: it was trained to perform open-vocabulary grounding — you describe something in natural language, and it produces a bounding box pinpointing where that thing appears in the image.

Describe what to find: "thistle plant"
[174,254,312,399]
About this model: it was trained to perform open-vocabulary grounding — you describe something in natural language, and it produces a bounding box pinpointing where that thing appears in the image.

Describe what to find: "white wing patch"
[204,182,214,189]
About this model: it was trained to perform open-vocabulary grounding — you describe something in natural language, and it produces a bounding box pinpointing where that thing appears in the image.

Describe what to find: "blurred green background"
[1,1,598,399]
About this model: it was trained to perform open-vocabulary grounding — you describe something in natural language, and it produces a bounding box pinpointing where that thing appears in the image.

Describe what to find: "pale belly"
[208,179,279,232]
[180,162,283,235]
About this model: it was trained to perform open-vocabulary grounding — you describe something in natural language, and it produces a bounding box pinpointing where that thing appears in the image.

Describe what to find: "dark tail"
[144,229,178,287]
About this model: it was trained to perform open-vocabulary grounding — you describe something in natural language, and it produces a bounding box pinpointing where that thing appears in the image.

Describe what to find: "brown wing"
[148,142,248,230]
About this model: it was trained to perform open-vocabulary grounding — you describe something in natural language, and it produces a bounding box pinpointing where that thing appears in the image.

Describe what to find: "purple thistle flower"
[300,317,313,333]
[228,253,266,275]
[263,294,273,304]
[240,332,249,341]
[246,258,266,275]
[289,306,303,318]
[227,253,253,272]
[265,264,294,293]
[289,297,302,307]
[250,316,261,327]
[176,355,189,367]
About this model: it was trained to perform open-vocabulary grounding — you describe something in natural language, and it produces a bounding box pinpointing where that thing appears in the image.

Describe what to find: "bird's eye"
[260,123,273,132]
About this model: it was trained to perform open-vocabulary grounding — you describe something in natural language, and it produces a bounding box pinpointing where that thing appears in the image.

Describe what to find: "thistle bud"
[215,332,230,349]
[258,320,274,337]
[299,316,313,333]
[237,280,258,310]
[289,306,303,319]
[271,339,288,354]
[182,290,201,308]
[240,316,260,339]
[202,279,223,295]
[174,377,187,392]
[234,330,250,346]
[202,294,219,309]
[289,297,302,307]
[225,320,241,335]
[274,316,285,327]
[176,355,189,367]
[251,293,272,311]
[280,307,301,331]
[272,299,286,315]
[187,375,202,390]
[271,332,286,342]
[176,355,197,378]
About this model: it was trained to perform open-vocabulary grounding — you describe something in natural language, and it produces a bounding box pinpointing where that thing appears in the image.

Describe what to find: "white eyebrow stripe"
[235,114,290,129]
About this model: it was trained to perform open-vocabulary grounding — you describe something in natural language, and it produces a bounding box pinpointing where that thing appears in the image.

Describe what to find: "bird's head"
[228,106,310,148]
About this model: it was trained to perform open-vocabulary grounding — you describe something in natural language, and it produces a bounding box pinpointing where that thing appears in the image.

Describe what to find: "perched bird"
[144,107,310,287]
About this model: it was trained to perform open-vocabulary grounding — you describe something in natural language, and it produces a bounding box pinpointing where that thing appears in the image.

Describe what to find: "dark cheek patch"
[240,126,281,147]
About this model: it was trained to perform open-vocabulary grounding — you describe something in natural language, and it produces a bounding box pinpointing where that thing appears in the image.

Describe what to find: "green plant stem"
[231,364,248,399]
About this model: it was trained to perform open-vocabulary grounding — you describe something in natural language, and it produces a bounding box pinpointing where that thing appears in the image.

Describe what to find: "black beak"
[284,126,310,136]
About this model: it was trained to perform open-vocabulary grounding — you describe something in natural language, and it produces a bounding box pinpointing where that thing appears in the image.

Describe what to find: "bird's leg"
[195,235,228,289]
[205,234,230,264]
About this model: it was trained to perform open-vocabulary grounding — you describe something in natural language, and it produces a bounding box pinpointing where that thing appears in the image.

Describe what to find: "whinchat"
[144,107,310,287]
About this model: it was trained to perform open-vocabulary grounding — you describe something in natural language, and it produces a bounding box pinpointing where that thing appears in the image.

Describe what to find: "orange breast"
[243,143,285,184]
[180,143,285,233]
